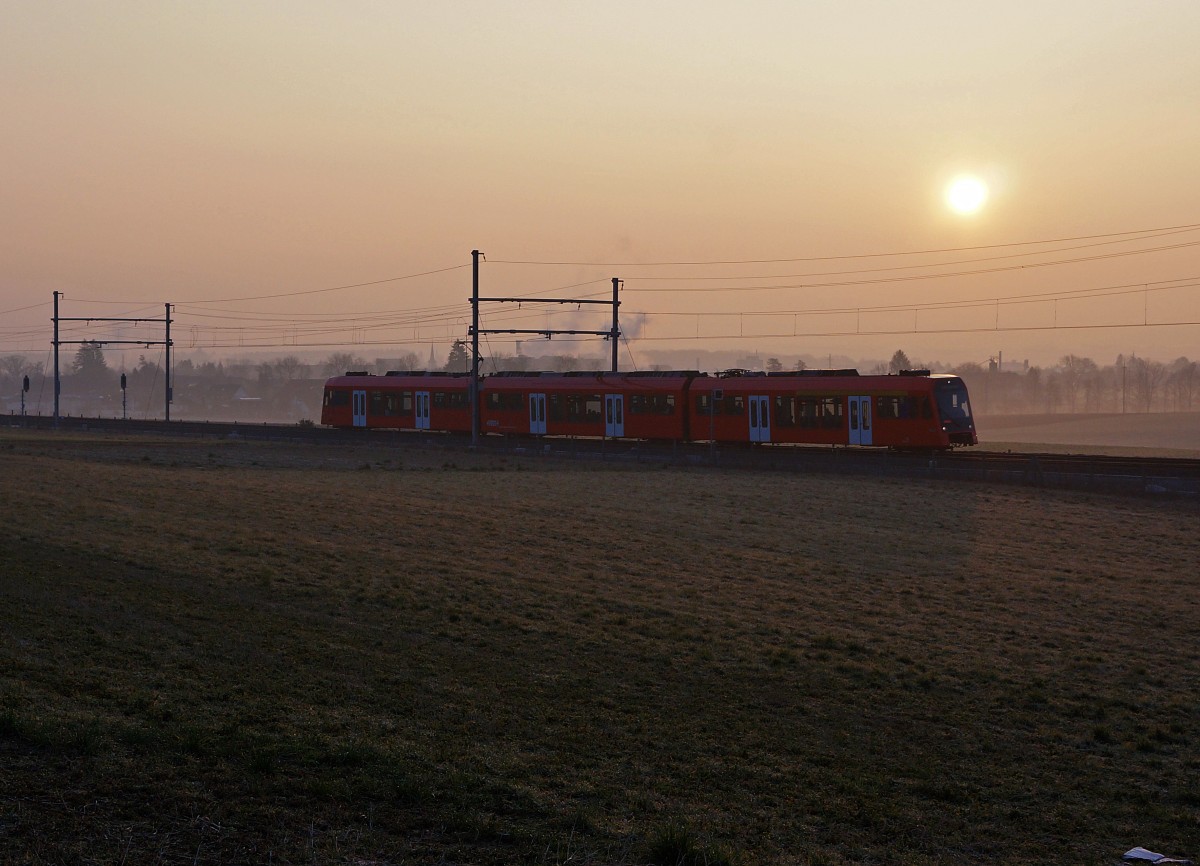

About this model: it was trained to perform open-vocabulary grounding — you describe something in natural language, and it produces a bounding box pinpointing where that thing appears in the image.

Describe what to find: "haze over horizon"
[3,2,1198,371]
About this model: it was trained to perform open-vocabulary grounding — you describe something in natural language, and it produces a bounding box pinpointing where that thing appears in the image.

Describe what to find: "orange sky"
[3,2,1198,369]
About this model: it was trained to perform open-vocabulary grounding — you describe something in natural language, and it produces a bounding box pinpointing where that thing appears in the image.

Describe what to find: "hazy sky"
[3,1,1198,369]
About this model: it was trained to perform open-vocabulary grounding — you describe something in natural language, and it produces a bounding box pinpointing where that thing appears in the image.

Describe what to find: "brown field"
[2,430,1199,865]
[977,411,1200,457]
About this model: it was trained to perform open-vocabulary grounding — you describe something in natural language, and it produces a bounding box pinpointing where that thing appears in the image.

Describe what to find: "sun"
[945,175,989,215]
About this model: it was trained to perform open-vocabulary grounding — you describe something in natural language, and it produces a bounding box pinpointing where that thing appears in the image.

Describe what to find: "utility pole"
[610,277,621,372]
[164,303,173,421]
[470,250,482,447]
[53,291,61,427]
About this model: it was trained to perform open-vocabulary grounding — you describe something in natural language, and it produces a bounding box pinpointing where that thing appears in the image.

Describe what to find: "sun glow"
[945,175,989,215]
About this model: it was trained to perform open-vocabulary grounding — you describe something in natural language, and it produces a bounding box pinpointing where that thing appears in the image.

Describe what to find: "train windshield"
[935,378,972,422]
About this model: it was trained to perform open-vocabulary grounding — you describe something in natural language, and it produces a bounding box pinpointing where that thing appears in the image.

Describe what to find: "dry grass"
[2,430,1198,865]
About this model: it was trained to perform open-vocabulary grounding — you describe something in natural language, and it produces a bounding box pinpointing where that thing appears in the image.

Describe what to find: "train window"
[549,394,564,422]
[369,392,399,417]
[936,383,972,420]
[921,397,932,419]
[631,393,675,415]
[773,395,796,427]
[695,394,721,416]
[724,395,745,416]
[399,391,414,415]
[324,390,349,407]
[821,397,843,429]
[562,393,603,423]
[486,392,523,412]
[369,391,399,417]
[797,398,819,428]
[876,396,913,420]
[432,391,468,410]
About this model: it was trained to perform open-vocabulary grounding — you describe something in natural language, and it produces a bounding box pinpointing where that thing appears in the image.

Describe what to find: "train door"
[415,391,431,430]
[605,394,624,438]
[352,390,367,427]
[529,393,547,435]
[848,396,873,445]
[749,395,771,442]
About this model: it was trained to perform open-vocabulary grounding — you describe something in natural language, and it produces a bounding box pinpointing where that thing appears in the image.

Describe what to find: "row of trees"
[4,345,1198,418]
[949,353,1198,415]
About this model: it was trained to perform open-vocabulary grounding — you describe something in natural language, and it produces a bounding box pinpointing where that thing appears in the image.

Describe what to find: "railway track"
[8,414,1199,499]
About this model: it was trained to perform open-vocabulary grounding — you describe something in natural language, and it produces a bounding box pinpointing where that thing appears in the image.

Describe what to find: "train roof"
[326,368,962,386]
[487,369,703,379]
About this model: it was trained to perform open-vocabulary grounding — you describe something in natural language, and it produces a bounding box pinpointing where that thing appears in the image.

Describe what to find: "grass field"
[2,431,1199,865]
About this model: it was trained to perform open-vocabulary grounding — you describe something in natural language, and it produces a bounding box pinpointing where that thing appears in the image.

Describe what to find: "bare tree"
[1058,355,1098,412]
[1167,357,1197,411]
[323,353,366,377]
[372,352,421,374]
[1126,355,1167,412]
[274,356,307,381]
[1,355,43,392]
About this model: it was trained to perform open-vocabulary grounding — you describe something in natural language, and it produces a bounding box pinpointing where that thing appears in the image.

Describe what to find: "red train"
[321,368,977,449]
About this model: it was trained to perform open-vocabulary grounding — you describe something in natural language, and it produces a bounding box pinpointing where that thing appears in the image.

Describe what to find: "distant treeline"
[3,343,1197,420]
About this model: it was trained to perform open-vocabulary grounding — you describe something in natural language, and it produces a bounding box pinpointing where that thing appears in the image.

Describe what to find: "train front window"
[935,379,972,420]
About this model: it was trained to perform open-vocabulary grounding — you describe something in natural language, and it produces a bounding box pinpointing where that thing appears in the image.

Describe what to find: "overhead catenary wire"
[4,223,1199,356]
[637,276,1200,319]
[487,221,1200,266]
[618,227,1200,283]
[622,319,1200,343]
[622,240,1200,293]
[183,263,472,304]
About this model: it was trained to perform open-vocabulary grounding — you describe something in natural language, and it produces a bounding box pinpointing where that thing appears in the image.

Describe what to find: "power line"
[624,241,1200,293]
[184,263,471,304]
[0,301,52,316]
[630,320,1200,342]
[636,276,1200,318]
[488,221,1200,266]
[621,227,1200,283]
